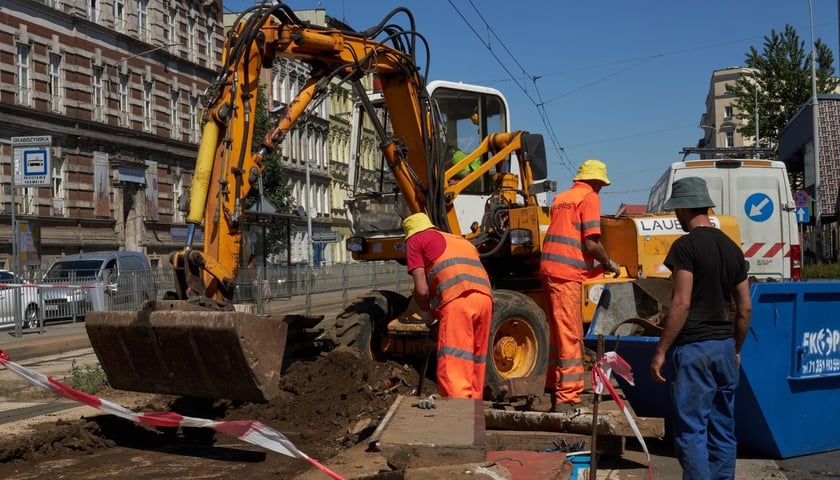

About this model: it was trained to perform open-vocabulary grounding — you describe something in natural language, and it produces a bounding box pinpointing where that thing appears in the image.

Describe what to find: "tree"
[245,85,293,260]
[729,25,838,156]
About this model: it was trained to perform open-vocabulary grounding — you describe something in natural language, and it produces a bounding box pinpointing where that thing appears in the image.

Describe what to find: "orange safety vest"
[540,182,603,282]
[427,232,492,311]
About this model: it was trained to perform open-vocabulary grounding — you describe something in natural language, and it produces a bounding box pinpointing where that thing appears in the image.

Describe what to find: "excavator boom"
[86,4,452,401]
[86,3,553,401]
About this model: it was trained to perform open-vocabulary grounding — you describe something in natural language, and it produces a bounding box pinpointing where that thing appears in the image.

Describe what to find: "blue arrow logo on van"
[745,193,774,222]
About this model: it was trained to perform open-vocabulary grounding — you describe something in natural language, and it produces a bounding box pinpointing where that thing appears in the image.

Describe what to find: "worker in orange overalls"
[402,213,493,399]
[540,159,620,412]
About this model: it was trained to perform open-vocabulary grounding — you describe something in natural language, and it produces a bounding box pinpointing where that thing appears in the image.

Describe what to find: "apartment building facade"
[696,66,760,158]
[779,94,840,262]
[0,0,222,270]
[237,8,384,266]
[2,2,394,272]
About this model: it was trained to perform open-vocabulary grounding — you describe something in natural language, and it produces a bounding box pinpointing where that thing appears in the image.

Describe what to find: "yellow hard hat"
[573,159,611,185]
[402,213,436,240]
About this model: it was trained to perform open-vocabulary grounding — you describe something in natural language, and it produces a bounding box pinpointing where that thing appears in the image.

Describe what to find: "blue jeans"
[668,338,739,480]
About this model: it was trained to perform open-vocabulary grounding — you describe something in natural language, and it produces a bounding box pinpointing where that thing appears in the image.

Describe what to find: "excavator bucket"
[85,300,289,401]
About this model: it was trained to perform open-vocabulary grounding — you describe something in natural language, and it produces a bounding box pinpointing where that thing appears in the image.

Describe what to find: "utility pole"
[745,69,760,157]
[808,0,822,263]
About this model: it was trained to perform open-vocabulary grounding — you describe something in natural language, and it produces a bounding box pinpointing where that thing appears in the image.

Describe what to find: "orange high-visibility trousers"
[435,291,493,399]
[542,275,585,404]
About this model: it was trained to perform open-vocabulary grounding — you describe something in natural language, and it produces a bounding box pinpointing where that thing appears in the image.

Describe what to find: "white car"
[0,270,41,330]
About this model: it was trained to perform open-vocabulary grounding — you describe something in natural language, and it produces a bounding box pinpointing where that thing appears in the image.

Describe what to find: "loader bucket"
[85,300,288,401]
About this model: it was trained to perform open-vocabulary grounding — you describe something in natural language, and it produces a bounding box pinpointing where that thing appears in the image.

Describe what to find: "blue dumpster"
[735,281,840,458]
[585,280,840,458]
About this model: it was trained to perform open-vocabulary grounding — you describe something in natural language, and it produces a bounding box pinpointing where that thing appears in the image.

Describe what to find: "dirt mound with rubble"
[0,348,437,477]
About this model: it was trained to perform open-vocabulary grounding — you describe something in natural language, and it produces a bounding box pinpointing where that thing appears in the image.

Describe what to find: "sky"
[223,0,840,214]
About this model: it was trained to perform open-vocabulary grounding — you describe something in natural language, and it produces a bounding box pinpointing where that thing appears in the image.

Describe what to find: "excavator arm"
[173,3,551,298]
[86,3,551,402]
[172,4,436,301]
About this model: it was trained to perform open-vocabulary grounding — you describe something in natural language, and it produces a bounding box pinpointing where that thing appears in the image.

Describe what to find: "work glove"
[604,259,621,276]
[412,394,439,409]
[419,310,438,328]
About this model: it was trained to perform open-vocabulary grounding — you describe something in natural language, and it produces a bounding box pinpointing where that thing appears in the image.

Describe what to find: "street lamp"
[699,124,716,154]
[808,0,822,262]
[304,123,314,267]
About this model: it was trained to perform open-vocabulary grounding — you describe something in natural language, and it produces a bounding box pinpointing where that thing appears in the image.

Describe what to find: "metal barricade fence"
[3,262,407,337]
[234,261,408,313]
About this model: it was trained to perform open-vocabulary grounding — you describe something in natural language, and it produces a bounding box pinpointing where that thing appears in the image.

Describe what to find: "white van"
[41,251,156,320]
[647,159,800,280]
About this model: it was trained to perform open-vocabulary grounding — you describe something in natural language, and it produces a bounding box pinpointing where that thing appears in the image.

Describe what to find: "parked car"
[41,251,155,321]
[0,270,41,330]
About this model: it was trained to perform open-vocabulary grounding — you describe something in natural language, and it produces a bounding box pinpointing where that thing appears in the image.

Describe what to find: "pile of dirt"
[0,348,437,470]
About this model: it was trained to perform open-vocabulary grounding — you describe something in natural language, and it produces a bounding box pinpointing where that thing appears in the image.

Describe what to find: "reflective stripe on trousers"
[542,275,584,404]
[436,291,493,399]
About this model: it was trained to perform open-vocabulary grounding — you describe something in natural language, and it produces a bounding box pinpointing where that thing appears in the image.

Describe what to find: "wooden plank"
[370,396,486,470]
[486,450,569,479]
[484,409,664,438]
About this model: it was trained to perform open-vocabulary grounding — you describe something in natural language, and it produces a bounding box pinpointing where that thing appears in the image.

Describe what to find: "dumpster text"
[800,328,840,375]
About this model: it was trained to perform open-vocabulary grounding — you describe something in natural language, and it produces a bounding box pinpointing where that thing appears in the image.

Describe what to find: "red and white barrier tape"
[0,349,347,480]
[592,351,654,480]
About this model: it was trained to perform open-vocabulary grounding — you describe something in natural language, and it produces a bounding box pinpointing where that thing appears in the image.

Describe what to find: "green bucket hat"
[663,176,716,210]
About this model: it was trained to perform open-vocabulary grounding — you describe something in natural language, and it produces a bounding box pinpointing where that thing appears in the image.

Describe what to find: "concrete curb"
[1,332,91,361]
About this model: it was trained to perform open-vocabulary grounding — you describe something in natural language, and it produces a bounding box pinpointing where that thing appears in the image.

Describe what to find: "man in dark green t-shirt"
[650,176,752,480]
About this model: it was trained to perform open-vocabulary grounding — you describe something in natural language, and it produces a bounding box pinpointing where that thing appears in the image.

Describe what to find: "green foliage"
[729,24,838,164]
[245,85,294,257]
[802,263,840,279]
[66,360,109,394]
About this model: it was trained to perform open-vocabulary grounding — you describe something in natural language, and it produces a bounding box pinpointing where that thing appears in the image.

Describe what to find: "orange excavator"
[86,3,556,402]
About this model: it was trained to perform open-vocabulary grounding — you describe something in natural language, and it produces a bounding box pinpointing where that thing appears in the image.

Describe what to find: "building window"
[272,71,281,104]
[16,43,31,105]
[88,0,100,22]
[189,95,199,142]
[167,8,178,51]
[279,73,288,104]
[143,81,152,132]
[188,17,196,63]
[321,135,328,168]
[724,105,733,119]
[136,0,148,41]
[20,188,35,216]
[170,89,180,138]
[114,0,125,32]
[49,53,63,113]
[52,157,66,217]
[173,173,184,223]
[317,135,324,168]
[725,131,734,148]
[92,66,104,121]
[119,74,129,126]
[205,23,215,67]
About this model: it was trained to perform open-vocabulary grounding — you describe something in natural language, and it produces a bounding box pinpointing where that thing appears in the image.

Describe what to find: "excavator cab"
[345,80,523,260]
